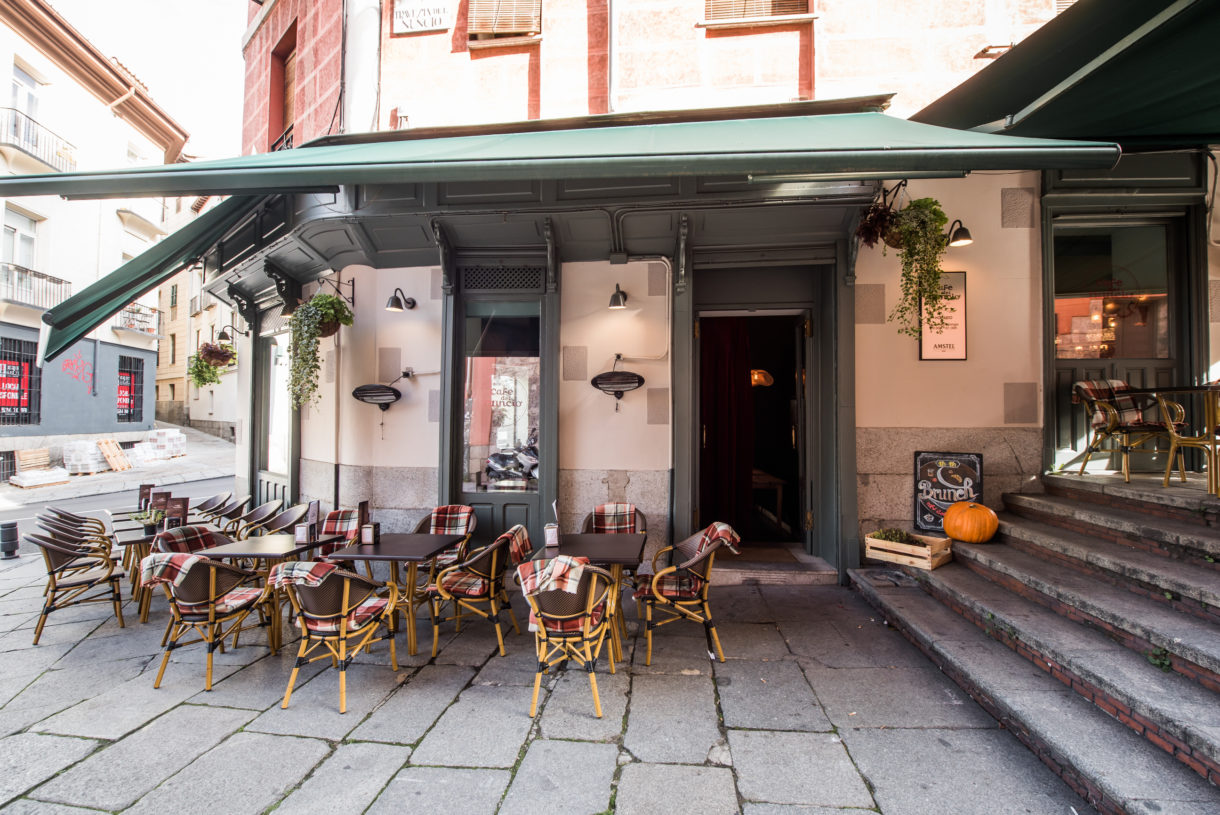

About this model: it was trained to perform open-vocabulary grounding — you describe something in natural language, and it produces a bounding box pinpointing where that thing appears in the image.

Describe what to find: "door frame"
[252,325,299,506]
[671,242,858,580]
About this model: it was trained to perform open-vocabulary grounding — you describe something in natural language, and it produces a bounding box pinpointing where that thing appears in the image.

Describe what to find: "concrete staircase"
[850,474,1220,814]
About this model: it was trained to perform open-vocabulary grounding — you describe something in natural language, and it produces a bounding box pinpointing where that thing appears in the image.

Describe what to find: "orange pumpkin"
[942,501,998,543]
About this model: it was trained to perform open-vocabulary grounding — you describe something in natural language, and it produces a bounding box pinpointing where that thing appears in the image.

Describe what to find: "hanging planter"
[198,342,236,367]
[288,292,354,408]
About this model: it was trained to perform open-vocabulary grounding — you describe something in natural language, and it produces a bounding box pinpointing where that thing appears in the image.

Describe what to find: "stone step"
[952,541,1220,687]
[997,513,1220,618]
[712,555,838,586]
[1042,472,1220,528]
[851,566,1220,808]
[1004,492,1220,562]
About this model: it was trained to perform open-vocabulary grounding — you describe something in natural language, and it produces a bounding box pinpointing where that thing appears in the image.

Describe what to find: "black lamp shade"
[947,220,973,247]
[385,287,416,312]
[608,283,628,310]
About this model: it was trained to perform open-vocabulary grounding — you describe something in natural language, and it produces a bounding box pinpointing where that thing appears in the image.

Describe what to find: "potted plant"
[131,508,165,536]
[198,342,236,367]
[288,292,354,407]
[188,345,234,389]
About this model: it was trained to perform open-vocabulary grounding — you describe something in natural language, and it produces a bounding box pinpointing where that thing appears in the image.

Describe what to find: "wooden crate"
[864,532,952,571]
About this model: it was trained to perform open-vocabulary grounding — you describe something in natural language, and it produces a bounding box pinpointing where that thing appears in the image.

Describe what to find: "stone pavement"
[0,424,236,511]
[0,547,1098,815]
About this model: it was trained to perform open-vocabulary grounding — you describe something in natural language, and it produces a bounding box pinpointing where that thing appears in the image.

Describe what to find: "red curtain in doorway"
[699,318,754,533]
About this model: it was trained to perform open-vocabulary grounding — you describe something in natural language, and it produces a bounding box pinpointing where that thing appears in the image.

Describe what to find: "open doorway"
[699,314,805,559]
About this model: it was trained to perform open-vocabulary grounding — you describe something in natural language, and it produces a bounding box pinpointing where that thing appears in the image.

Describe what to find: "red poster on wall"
[117,371,133,418]
[0,359,29,416]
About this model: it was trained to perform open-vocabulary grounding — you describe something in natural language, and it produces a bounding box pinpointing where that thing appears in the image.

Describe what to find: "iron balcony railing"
[0,108,77,173]
[189,291,216,315]
[0,262,72,310]
[271,123,294,152]
[112,302,160,335]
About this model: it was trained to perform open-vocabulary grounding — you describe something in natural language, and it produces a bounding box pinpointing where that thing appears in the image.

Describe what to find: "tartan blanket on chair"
[695,522,741,557]
[592,503,637,534]
[268,561,337,589]
[500,524,532,565]
[517,555,588,596]
[430,505,474,535]
[319,509,360,556]
[152,525,215,554]
[1072,380,1152,428]
[141,552,205,588]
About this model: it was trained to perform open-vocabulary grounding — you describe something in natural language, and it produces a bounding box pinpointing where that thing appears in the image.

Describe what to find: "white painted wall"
[854,173,1043,428]
[559,260,671,470]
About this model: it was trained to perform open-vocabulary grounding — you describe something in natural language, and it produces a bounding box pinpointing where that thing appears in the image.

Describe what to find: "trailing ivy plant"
[187,352,223,388]
[885,197,955,339]
[288,292,354,407]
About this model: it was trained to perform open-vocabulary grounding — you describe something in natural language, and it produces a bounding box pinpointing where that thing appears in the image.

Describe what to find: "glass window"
[0,337,40,425]
[117,356,144,422]
[265,333,292,475]
[1053,225,1170,360]
[705,1,807,20]
[11,65,37,118]
[468,0,542,39]
[461,302,540,493]
[2,208,37,269]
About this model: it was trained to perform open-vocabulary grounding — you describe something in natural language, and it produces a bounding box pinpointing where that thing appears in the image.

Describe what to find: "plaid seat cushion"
[178,587,263,617]
[430,505,474,535]
[517,556,588,595]
[152,525,215,554]
[531,602,606,635]
[319,509,361,556]
[634,572,705,600]
[268,561,336,589]
[434,547,463,568]
[426,570,490,598]
[501,524,532,565]
[303,596,389,634]
[141,552,205,587]
[592,503,637,534]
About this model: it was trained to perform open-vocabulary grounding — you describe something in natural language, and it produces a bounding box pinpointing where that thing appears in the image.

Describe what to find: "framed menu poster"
[914,451,983,532]
[920,271,966,360]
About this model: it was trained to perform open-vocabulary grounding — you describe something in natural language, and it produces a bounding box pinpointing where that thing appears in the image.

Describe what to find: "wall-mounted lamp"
[608,283,628,310]
[216,324,249,343]
[385,287,417,312]
[946,219,974,247]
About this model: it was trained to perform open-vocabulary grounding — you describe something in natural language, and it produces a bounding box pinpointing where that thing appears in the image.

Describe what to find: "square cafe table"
[327,533,465,656]
[198,533,344,651]
[553,533,647,663]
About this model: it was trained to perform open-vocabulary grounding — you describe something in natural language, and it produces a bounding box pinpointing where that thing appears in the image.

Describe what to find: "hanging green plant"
[187,353,223,388]
[288,292,354,407]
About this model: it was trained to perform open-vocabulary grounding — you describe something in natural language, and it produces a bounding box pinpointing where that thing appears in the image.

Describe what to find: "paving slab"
[803,664,995,729]
[631,630,719,675]
[779,617,930,669]
[715,622,792,660]
[3,657,147,713]
[538,668,629,742]
[714,658,831,731]
[743,806,877,815]
[189,649,326,711]
[0,800,108,813]
[0,733,98,806]
[410,684,537,768]
[122,731,329,815]
[614,763,739,815]
[728,730,874,808]
[497,740,618,815]
[33,703,255,811]
[273,742,411,815]
[245,663,401,740]
[348,664,475,745]
[431,627,503,666]
[470,639,540,687]
[366,767,510,815]
[710,584,771,622]
[842,727,1095,815]
[0,704,63,739]
[32,661,239,740]
[622,673,721,764]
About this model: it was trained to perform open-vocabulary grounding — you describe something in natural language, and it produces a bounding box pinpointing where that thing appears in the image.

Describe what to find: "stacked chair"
[26,511,126,644]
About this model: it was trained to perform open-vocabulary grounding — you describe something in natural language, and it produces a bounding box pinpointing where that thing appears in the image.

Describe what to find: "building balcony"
[0,262,72,310]
[271,123,294,152]
[0,108,77,173]
[111,302,160,335]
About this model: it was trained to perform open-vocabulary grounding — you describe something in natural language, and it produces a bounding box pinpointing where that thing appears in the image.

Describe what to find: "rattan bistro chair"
[208,495,252,529]
[28,533,125,645]
[189,491,232,522]
[634,522,740,666]
[223,499,281,537]
[246,504,310,538]
[517,557,614,719]
[270,562,399,714]
[426,525,528,658]
[1155,394,1215,487]
[1072,380,1175,482]
[416,505,477,570]
[142,552,269,691]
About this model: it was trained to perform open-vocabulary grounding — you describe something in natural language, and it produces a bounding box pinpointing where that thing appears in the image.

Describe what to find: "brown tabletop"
[328,533,465,563]
[198,533,343,560]
[555,533,647,566]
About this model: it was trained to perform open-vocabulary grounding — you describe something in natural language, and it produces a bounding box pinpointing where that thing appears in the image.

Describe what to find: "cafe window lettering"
[117,355,144,422]
[461,303,540,493]
[0,337,40,425]
[1053,225,1170,360]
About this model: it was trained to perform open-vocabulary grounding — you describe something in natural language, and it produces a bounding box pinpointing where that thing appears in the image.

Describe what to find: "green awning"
[0,112,1118,200]
[913,0,1220,146]
[28,110,1120,362]
[38,195,258,363]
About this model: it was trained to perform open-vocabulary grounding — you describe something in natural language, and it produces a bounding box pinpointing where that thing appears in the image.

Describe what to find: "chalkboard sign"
[914,451,983,532]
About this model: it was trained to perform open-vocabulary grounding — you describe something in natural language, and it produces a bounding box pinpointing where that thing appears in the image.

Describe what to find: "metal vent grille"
[460,265,544,292]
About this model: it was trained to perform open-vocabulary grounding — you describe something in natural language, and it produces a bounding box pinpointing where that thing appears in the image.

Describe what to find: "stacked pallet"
[62,440,110,475]
[8,448,70,488]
